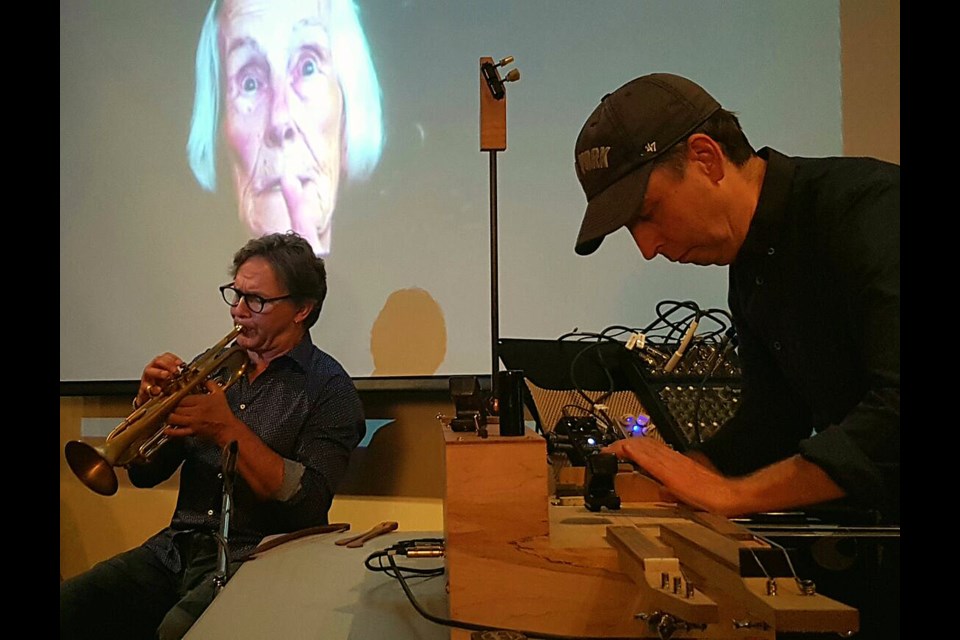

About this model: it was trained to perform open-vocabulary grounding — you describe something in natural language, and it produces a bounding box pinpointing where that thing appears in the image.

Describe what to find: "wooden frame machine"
[439,420,859,640]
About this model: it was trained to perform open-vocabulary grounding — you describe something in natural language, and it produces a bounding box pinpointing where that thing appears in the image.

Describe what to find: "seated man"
[570,73,899,523]
[60,231,366,640]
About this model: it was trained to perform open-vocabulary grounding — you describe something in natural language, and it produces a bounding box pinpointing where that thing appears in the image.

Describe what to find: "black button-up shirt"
[696,148,899,521]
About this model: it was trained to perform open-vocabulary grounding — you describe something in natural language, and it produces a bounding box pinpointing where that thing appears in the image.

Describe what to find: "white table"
[186,529,449,640]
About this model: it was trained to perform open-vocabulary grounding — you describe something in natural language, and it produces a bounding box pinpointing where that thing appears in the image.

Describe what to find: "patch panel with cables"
[618,300,743,451]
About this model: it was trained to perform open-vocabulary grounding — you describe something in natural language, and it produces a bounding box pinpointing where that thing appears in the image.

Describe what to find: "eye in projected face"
[220,0,344,256]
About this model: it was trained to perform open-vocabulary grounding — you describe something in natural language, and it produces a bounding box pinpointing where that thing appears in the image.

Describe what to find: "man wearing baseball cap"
[574,73,899,523]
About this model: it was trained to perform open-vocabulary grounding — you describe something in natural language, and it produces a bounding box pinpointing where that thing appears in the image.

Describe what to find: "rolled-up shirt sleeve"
[270,369,366,530]
[798,177,900,512]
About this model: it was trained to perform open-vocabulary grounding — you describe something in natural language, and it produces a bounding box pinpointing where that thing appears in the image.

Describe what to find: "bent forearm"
[657,453,846,517]
[606,438,738,514]
[607,439,846,517]
[685,449,719,473]
[726,454,846,516]
[221,420,286,500]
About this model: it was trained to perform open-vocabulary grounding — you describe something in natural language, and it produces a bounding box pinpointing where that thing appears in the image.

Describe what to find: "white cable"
[664,319,698,373]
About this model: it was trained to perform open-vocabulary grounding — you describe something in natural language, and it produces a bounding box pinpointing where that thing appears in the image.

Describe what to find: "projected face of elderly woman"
[218,0,343,256]
[187,0,382,255]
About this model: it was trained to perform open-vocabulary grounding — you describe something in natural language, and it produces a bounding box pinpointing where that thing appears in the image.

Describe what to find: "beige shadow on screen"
[370,288,447,375]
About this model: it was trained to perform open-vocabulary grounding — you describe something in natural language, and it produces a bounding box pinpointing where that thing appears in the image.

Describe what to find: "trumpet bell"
[65,440,119,496]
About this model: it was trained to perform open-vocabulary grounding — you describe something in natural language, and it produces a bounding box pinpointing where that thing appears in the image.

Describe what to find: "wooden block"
[444,545,645,638]
[479,57,507,151]
[555,465,584,488]
[442,423,548,549]
[615,471,669,503]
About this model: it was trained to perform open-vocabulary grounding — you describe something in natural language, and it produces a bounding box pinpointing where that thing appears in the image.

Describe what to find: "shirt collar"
[283,330,315,372]
[738,147,795,258]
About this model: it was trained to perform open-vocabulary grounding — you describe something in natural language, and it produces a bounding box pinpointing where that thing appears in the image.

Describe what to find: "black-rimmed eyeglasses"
[219,284,293,313]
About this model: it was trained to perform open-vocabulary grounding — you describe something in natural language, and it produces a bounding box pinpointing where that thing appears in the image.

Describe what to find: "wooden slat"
[606,526,719,624]
[661,522,859,634]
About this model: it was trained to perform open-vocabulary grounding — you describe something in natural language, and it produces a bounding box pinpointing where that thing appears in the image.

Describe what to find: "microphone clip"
[481,56,518,100]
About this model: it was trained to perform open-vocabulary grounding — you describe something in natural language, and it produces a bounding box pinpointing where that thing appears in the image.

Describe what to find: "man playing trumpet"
[61,231,366,640]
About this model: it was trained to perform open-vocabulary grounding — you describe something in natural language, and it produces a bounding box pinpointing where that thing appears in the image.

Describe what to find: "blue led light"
[586,437,596,446]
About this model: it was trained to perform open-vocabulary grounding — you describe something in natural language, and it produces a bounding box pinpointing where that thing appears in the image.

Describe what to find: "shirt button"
[755,276,764,285]
[767,247,776,256]
[239,403,246,410]
[773,341,782,351]
[207,509,215,516]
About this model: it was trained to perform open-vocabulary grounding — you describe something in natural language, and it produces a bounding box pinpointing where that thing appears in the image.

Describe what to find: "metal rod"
[489,150,499,399]
[215,492,232,594]
[214,441,238,595]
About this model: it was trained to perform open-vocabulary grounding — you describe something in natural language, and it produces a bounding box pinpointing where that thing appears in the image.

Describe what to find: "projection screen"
[60,0,842,383]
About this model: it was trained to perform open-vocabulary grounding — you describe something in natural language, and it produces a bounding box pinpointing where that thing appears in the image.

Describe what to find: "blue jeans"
[60,532,239,640]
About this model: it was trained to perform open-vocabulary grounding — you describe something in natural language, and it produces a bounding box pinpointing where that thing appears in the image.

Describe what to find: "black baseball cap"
[573,73,722,255]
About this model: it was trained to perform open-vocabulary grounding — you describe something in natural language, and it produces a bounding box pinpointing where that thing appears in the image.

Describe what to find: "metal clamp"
[635,611,707,640]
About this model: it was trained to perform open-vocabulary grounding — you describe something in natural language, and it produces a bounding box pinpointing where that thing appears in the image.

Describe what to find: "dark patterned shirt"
[129,332,365,571]
[695,148,899,522]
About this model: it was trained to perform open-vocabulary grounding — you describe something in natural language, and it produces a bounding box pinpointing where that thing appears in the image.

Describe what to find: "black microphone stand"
[213,440,239,595]
[479,56,519,404]
[489,147,500,402]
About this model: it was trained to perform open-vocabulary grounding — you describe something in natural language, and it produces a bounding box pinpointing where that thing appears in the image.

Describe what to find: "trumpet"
[65,325,250,496]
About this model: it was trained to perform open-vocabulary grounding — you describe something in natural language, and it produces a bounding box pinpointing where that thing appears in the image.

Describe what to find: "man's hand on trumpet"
[165,380,241,449]
[135,352,184,409]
